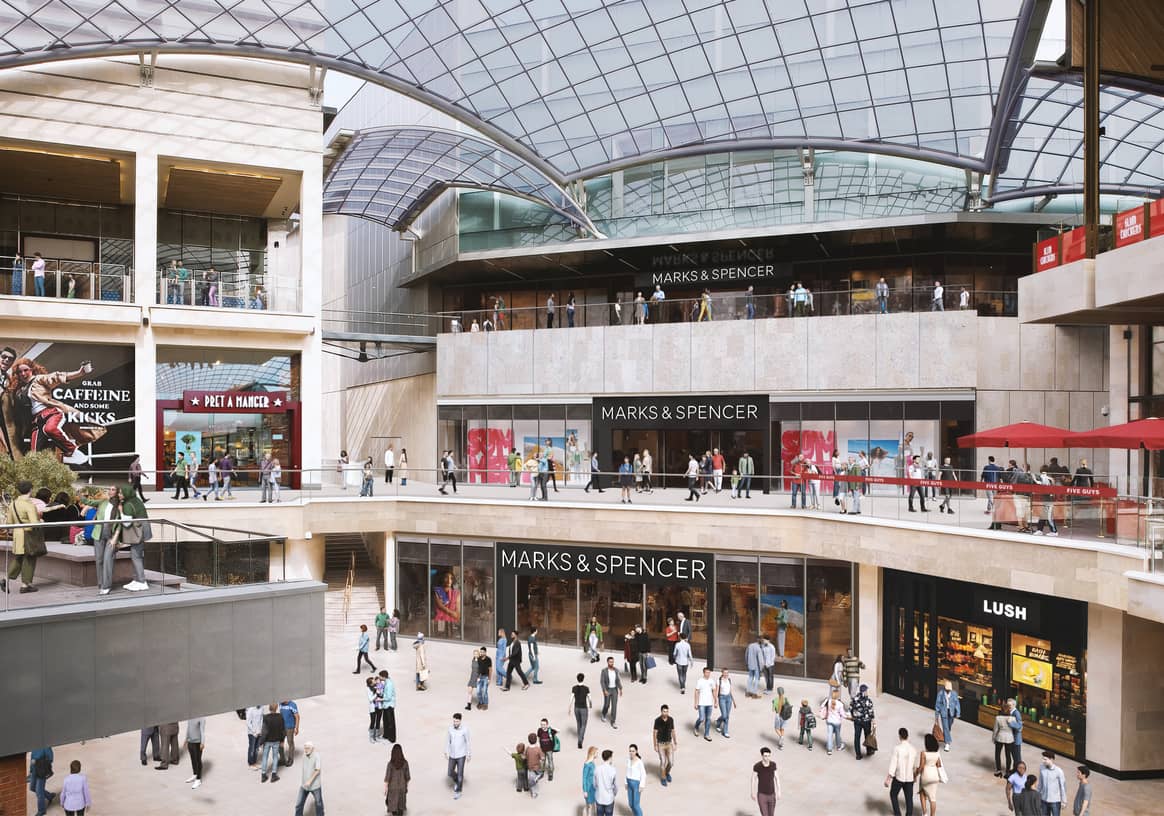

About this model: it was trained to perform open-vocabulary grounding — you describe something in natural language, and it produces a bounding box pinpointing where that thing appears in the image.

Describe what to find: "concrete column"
[856,563,882,694]
[1085,603,1122,770]
[297,157,323,476]
[276,535,324,582]
[134,152,159,479]
[383,532,396,613]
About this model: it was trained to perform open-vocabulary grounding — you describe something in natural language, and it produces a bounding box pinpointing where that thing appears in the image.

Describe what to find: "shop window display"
[715,557,759,670]
[580,579,644,653]
[462,545,495,644]
[760,559,805,677]
[397,540,430,637]
[647,584,708,660]
[430,541,463,640]
[517,576,578,646]
[937,617,993,699]
[805,560,853,679]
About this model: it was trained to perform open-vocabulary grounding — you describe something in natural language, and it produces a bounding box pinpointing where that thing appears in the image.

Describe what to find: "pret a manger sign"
[182,390,290,413]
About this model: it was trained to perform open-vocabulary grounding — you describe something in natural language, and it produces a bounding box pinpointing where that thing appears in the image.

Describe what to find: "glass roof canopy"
[991,72,1164,202]
[1,0,1162,210]
[322,126,599,235]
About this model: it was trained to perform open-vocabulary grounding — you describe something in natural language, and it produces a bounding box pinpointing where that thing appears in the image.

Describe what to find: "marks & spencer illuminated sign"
[498,543,710,585]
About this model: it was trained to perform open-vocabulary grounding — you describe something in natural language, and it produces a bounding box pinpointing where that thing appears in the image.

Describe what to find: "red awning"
[956,421,1073,449]
[1066,418,1164,450]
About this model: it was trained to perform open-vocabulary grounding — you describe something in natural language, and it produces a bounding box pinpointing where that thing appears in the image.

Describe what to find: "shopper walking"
[414,633,429,691]
[503,628,531,691]
[797,699,816,749]
[495,629,508,687]
[843,649,866,699]
[1072,766,1092,816]
[934,680,959,750]
[664,617,679,665]
[634,624,650,683]
[820,690,849,755]
[570,673,592,748]
[259,703,285,783]
[523,734,544,798]
[360,457,374,496]
[876,277,890,313]
[140,724,161,767]
[535,719,558,781]
[772,687,792,750]
[383,745,410,816]
[738,450,754,498]
[4,480,45,594]
[652,705,677,786]
[599,656,623,729]
[884,728,919,816]
[528,626,542,684]
[375,608,390,651]
[1014,774,1043,815]
[916,733,943,816]
[184,718,206,789]
[245,705,263,769]
[851,684,876,760]
[383,445,395,484]
[464,648,483,712]
[745,636,764,698]
[59,759,91,816]
[625,744,646,816]
[28,746,54,815]
[750,747,781,816]
[379,671,397,742]
[684,454,701,501]
[992,704,1016,778]
[279,700,300,767]
[388,609,400,650]
[293,743,323,816]
[1005,761,1029,812]
[594,750,618,816]
[582,747,598,816]
[354,624,377,674]
[693,666,715,740]
[367,678,383,743]
[761,636,776,693]
[618,456,634,503]
[673,632,692,694]
[1038,751,1067,816]
[444,713,471,800]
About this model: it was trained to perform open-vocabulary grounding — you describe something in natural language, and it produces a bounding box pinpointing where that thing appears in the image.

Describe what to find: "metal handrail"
[342,551,355,625]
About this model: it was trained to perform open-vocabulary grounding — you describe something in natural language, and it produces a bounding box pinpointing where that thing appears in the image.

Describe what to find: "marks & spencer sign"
[498,543,710,585]
[593,395,768,430]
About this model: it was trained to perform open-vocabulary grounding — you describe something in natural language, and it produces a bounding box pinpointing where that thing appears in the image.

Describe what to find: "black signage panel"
[497,542,711,586]
[972,587,1042,630]
[593,395,768,430]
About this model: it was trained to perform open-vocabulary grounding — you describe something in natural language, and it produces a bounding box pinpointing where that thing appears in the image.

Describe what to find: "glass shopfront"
[883,570,1087,759]
[156,348,299,488]
[396,539,854,676]
[396,538,496,645]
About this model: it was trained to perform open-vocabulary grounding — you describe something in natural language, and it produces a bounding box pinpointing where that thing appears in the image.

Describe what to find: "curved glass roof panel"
[322,126,597,234]
[992,74,1164,201]
[0,0,1031,181]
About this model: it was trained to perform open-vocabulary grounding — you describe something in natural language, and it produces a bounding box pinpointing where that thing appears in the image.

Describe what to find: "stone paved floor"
[33,637,1162,815]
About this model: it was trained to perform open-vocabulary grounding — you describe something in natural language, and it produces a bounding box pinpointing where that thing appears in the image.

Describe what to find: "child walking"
[798,699,816,750]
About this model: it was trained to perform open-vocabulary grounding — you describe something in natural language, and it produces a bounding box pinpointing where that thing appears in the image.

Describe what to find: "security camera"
[1101,405,1110,417]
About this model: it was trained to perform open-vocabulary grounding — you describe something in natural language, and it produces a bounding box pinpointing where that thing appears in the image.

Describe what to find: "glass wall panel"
[462,544,495,645]
[517,576,578,646]
[487,405,514,485]
[647,583,709,661]
[579,579,644,653]
[805,560,854,679]
[868,418,905,495]
[464,405,487,484]
[397,540,429,637]
[566,404,592,487]
[715,556,758,670]
[513,405,540,467]
[430,540,463,640]
[539,404,566,487]
[760,558,806,677]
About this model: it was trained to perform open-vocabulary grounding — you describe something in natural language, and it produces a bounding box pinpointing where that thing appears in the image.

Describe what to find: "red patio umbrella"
[1065,418,1164,450]
[957,421,1073,449]
[1067,418,1164,500]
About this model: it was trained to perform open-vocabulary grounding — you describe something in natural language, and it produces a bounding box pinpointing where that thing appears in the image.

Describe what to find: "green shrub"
[0,451,77,501]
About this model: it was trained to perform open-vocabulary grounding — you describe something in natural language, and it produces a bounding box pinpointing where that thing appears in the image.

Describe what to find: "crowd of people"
[160,259,267,310]
[447,280,980,332]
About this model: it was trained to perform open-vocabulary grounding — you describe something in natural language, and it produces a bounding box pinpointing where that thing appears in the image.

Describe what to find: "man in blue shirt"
[29,746,54,816]
[981,455,1003,528]
[279,700,300,767]
[495,629,508,687]
[537,450,550,501]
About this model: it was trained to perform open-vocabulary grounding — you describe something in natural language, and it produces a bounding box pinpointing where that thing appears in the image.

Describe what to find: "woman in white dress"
[916,732,944,816]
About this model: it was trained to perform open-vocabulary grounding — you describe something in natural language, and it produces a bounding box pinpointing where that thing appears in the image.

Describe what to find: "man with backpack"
[29,746,55,815]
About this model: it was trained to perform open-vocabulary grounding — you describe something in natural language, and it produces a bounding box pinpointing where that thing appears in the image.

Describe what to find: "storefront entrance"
[596,395,770,490]
[883,569,1087,759]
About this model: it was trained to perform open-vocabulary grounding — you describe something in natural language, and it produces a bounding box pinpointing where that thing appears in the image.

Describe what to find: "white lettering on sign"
[599,404,759,423]
[650,265,776,286]
[982,599,1027,621]
[1119,214,1143,241]
[501,547,708,581]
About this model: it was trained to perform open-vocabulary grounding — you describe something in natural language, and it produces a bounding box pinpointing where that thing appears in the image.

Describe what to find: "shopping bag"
[863,727,878,752]
[645,655,657,670]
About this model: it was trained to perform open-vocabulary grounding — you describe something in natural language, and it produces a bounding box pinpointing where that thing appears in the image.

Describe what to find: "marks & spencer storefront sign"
[497,543,711,586]
[593,395,768,430]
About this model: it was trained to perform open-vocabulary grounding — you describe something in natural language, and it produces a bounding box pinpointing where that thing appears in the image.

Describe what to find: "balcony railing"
[441,288,1017,331]
[0,517,284,612]
[1,254,133,303]
[157,270,301,312]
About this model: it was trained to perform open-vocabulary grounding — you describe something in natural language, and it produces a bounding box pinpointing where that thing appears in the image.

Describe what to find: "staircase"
[323,533,384,635]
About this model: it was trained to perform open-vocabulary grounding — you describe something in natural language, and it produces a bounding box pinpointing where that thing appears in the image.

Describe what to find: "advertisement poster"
[175,430,202,466]
[760,593,805,665]
[780,420,940,496]
[0,340,134,473]
[467,421,513,484]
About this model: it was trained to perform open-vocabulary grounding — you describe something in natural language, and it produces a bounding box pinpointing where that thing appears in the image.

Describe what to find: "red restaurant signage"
[1114,205,1146,248]
[1151,199,1164,239]
[1033,235,1061,272]
[1061,226,1088,263]
[182,390,290,413]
